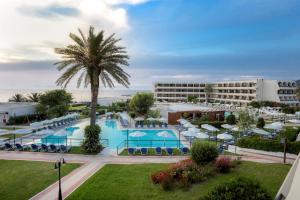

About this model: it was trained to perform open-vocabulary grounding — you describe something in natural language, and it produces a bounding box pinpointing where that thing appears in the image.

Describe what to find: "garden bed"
[66,161,290,200]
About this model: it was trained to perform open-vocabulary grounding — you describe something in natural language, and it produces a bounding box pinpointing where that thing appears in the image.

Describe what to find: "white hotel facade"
[154,79,299,106]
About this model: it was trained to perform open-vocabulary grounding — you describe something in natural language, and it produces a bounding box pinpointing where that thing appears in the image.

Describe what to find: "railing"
[1,137,109,148]
[116,139,183,154]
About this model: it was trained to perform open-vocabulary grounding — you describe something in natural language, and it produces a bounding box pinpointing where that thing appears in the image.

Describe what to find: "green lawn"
[0,160,80,200]
[67,147,99,155]
[67,161,290,200]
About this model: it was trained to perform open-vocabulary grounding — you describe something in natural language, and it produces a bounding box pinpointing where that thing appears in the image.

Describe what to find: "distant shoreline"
[0,89,151,103]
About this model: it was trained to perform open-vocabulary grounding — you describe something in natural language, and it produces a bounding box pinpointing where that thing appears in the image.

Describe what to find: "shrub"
[161,175,173,191]
[215,156,232,173]
[279,127,300,142]
[191,141,218,165]
[226,114,236,125]
[151,171,170,184]
[7,114,45,125]
[256,117,265,128]
[81,125,101,153]
[200,177,272,200]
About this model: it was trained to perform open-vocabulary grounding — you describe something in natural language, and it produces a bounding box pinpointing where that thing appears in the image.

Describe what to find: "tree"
[27,93,41,102]
[296,86,300,99]
[256,117,265,128]
[55,26,130,126]
[129,93,154,115]
[9,94,27,102]
[249,101,261,108]
[82,125,101,153]
[237,110,254,132]
[147,109,160,118]
[187,95,198,103]
[204,84,213,103]
[36,90,72,118]
[226,114,236,125]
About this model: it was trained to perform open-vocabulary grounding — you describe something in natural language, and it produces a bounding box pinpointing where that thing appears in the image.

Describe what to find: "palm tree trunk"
[90,75,99,126]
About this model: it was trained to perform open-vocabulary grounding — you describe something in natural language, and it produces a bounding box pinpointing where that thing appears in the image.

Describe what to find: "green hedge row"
[7,114,44,125]
[237,136,300,154]
[192,121,224,129]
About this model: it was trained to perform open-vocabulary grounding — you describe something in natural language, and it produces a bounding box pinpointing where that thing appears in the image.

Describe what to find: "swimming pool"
[40,119,183,149]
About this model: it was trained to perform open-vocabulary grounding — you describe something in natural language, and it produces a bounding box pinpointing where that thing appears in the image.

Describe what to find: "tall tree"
[9,94,26,102]
[55,26,130,125]
[204,84,213,103]
[27,93,41,102]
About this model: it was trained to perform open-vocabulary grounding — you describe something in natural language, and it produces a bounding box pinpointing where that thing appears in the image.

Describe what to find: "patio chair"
[128,148,135,155]
[48,144,57,152]
[4,143,13,151]
[164,123,168,128]
[59,145,71,153]
[147,124,150,128]
[166,148,173,156]
[141,124,144,128]
[141,148,148,155]
[40,144,48,152]
[30,144,40,152]
[153,123,156,128]
[155,147,162,155]
[159,123,163,128]
[181,147,189,155]
[135,123,138,128]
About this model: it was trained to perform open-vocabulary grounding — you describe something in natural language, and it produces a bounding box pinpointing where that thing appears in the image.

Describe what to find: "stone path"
[0,149,296,200]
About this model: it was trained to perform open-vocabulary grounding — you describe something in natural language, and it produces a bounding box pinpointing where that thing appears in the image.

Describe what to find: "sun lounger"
[4,143,13,150]
[40,144,48,152]
[141,148,148,155]
[155,147,162,155]
[59,145,71,153]
[166,148,173,155]
[30,144,40,152]
[181,147,189,155]
[128,148,135,155]
[48,144,57,152]
[164,123,168,128]
[15,143,24,151]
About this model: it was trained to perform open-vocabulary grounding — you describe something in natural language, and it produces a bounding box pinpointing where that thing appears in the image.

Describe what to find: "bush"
[81,125,101,153]
[215,156,232,173]
[192,121,223,129]
[256,117,265,128]
[200,177,272,200]
[226,114,236,125]
[191,141,218,165]
[7,114,45,125]
[279,127,300,142]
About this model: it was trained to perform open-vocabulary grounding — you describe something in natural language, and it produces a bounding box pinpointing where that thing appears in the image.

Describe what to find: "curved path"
[0,150,295,200]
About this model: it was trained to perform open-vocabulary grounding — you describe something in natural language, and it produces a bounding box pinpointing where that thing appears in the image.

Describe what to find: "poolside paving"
[0,149,296,200]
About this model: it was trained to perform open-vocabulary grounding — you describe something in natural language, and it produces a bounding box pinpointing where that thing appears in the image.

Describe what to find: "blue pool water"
[40,120,183,149]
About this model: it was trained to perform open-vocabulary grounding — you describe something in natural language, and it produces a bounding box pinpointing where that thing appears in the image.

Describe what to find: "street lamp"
[54,158,66,200]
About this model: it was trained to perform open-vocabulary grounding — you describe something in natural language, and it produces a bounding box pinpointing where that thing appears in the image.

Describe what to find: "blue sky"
[0,0,299,90]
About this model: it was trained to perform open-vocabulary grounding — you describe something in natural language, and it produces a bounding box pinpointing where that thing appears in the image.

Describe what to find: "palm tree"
[9,94,26,102]
[27,93,41,102]
[55,26,130,126]
[204,84,213,103]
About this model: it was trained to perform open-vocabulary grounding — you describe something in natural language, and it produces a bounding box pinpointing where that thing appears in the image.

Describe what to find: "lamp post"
[54,158,66,200]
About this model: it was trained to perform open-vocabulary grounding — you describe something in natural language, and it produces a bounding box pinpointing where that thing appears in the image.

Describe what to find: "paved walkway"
[0,149,295,200]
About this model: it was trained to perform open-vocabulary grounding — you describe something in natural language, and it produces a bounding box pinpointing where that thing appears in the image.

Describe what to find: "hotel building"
[154,79,299,106]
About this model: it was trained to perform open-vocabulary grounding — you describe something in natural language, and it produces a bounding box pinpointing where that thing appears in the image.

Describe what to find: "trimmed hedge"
[237,136,300,154]
[192,121,223,129]
[7,114,44,125]
[191,141,218,165]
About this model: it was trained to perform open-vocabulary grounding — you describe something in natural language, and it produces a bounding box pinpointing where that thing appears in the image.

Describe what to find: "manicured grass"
[0,160,80,200]
[119,148,189,156]
[67,161,290,200]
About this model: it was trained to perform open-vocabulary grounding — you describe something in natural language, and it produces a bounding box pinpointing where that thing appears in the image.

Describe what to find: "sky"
[0,0,300,90]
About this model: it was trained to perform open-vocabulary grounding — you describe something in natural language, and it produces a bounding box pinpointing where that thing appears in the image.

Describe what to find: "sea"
[0,89,150,105]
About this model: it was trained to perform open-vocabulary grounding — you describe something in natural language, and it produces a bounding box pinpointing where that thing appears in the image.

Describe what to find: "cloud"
[0,0,149,63]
